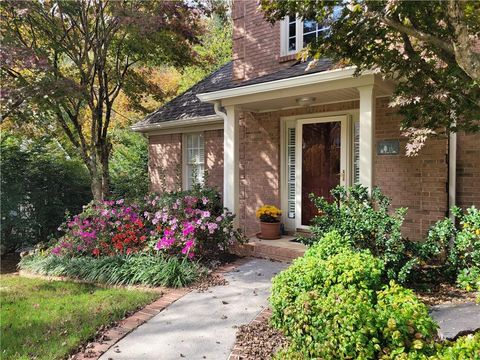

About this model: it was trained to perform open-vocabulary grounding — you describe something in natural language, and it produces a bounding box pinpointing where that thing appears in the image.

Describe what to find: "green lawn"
[0,274,159,360]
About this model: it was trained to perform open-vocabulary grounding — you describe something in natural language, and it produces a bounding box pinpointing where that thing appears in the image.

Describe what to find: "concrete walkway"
[100,258,287,360]
[430,302,480,340]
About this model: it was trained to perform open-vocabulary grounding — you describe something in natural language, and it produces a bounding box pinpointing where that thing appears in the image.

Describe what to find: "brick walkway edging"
[227,307,273,360]
[71,257,251,360]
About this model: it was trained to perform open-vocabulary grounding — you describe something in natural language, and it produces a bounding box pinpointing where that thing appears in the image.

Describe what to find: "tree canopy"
[1,0,205,199]
[260,0,480,154]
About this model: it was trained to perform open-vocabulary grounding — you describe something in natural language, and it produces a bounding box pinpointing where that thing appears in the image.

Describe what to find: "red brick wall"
[149,134,182,193]
[239,101,359,236]
[456,132,480,208]
[232,0,295,82]
[148,101,465,241]
[149,130,224,194]
[204,129,224,195]
[374,97,448,240]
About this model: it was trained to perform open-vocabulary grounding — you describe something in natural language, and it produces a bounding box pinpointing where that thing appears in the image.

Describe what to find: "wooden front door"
[296,116,347,228]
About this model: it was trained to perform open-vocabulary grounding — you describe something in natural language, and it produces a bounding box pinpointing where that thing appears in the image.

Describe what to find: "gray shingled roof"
[135,62,233,127]
[204,58,333,93]
[135,58,333,127]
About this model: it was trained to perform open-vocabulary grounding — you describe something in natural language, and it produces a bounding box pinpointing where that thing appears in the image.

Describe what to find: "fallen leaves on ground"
[234,316,288,360]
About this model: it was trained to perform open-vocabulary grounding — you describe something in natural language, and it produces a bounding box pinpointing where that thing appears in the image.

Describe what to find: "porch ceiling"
[238,87,362,112]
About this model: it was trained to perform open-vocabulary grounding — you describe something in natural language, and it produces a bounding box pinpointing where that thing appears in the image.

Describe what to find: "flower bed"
[19,186,246,287]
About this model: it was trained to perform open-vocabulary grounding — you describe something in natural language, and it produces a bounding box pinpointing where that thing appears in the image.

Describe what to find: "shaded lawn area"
[0,274,159,360]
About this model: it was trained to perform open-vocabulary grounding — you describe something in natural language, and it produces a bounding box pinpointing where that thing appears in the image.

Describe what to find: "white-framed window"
[280,9,341,56]
[183,133,205,189]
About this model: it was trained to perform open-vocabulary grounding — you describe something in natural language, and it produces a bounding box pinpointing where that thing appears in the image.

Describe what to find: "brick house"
[132,1,480,240]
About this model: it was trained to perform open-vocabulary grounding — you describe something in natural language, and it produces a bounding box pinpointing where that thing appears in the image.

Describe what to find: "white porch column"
[223,105,240,222]
[357,85,375,192]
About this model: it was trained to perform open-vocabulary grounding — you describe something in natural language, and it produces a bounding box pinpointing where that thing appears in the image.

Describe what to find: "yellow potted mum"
[256,205,282,240]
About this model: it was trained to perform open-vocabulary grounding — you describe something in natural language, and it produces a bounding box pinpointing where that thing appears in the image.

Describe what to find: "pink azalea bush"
[52,187,245,260]
[142,190,245,259]
[53,200,147,257]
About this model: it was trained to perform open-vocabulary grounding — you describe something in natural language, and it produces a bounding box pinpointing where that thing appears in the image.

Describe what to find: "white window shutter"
[287,127,296,218]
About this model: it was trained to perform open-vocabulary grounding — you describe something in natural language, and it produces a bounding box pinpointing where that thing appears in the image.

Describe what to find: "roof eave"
[131,114,222,133]
[197,66,363,103]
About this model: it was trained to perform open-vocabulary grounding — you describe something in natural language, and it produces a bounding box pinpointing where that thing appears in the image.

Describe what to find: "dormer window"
[281,9,341,56]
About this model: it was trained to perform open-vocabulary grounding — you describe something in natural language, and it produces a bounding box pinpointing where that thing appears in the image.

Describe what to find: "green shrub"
[427,206,480,293]
[109,129,149,201]
[432,332,480,360]
[305,185,423,284]
[270,242,385,359]
[19,253,205,288]
[270,233,440,360]
[422,218,456,262]
[1,133,91,252]
[450,206,480,273]
[456,267,480,293]
[303,230,353,260]
[375,282,438,359]
[270,245,384,331]
[290,285,379,359]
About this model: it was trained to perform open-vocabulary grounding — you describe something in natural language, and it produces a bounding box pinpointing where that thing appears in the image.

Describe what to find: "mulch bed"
[415,283,477,306]
[230,309,288,360]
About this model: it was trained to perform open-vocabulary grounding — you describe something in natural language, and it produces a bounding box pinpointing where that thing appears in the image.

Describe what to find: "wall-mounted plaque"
[377,140,400,155]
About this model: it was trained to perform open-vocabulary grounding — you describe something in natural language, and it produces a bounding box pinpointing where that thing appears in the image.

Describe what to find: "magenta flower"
[181,240,195,255]
[182,222,195,237]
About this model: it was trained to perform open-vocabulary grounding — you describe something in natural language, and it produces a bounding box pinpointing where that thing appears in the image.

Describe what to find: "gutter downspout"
[448,131,457,221]
[213,101,227,122]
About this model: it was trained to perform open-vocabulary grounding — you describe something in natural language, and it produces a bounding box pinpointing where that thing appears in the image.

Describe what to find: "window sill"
[279,54,298,63]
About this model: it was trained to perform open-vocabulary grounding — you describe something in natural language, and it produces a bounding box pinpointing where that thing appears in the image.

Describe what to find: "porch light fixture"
[296,96,316,106]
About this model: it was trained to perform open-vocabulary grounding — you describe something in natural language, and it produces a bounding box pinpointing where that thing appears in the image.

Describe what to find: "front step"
[230,236,306,262]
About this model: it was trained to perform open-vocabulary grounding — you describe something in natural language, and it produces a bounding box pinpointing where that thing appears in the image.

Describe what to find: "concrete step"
[231,236,306,262]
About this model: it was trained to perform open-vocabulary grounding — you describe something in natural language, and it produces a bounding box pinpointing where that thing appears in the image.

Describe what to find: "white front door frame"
[295,115,349,230]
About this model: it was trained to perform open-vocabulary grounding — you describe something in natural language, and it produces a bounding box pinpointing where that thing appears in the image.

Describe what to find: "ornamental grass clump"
[19,253,204,288]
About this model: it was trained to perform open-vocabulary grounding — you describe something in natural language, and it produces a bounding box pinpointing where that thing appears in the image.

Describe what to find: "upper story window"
[184,133,205,190]
[281,9,341,56]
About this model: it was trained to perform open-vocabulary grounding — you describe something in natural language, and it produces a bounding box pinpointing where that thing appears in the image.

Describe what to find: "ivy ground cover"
[0,274,158,360]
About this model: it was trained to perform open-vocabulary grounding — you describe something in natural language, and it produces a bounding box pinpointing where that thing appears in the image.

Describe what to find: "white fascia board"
[131,114,222,133]
[197,66,364,103]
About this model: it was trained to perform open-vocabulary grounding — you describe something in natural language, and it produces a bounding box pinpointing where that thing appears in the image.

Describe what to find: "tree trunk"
[90,171,104,201]
[88,141,111,201]
[100,141,111,200]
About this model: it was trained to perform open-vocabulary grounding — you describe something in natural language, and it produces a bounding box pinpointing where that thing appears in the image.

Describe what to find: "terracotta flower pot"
[258,221,281,240]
